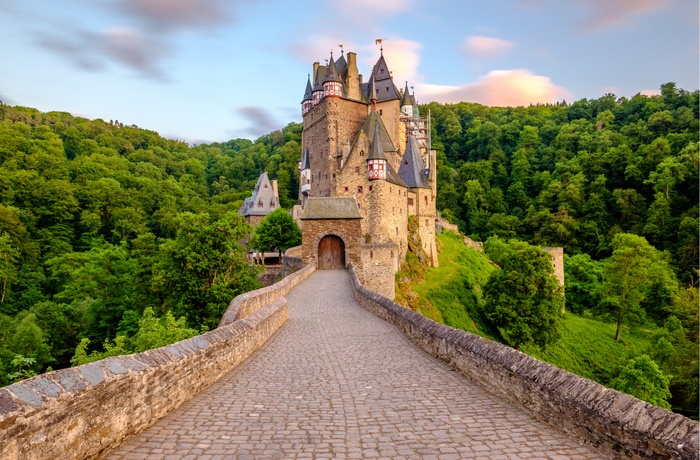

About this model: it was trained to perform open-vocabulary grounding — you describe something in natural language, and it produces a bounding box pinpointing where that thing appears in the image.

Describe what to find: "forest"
[0,83,697,413]
[0,104,304,384]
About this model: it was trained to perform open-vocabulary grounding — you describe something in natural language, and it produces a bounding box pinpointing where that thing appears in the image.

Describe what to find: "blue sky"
[1,0,697,143]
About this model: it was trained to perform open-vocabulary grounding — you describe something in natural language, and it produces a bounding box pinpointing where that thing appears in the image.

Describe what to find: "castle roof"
[398,136,430,189]
[357,109,396,154]
[400,81,412,107]
[364,54,400,102]
[300,147,310,170]
[302,76,313,102]
[238,172,280,217]
[367,123,387,161]
[324,53,342,83]
[300,197,362,220]
[335,53,347,79]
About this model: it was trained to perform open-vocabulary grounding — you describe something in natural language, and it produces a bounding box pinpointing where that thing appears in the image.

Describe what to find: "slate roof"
[301,148,310,170]
[302,76,313,102]
[367,123,387,161]
[400,81,412,107]
[364,54,400,102]
[238,172,281,217]
[324,53,342,83]
[398,136,430,189]
[300,197,362,220]
[357,109,396,153]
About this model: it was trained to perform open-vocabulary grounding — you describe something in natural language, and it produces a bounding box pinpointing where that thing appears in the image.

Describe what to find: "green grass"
[521,314,649,384]
[412,231,655,386]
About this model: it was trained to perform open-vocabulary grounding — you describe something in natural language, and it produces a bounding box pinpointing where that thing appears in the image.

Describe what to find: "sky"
[1,0,698,143]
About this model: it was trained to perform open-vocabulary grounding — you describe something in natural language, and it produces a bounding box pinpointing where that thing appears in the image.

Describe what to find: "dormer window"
[258,201,263,208]
[270,201,275,208]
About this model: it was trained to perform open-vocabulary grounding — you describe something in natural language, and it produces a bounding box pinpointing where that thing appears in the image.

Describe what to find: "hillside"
[408,231,697,417]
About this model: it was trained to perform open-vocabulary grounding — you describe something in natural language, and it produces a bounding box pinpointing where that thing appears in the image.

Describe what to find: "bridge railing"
[0,263,315,460]
[347,263,699,460]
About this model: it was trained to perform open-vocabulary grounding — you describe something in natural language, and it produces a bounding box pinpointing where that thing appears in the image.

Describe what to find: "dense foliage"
[482,239,563,350]
[427,83,698,284]
[0,104,304,385]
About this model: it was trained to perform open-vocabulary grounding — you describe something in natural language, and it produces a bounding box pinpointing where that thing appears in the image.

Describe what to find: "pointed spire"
[401,81,412,107]
[302,75,313,102]
[367,119,387,161]
[324,51,341,82]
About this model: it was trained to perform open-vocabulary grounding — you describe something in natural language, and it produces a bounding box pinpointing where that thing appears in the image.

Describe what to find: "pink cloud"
[462,36,515,60]
[418,69,572,107]
[575,0,667,32]
[117,0,232,31]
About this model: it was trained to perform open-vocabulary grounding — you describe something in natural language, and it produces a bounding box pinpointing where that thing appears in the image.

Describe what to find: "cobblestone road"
[107,270,607,460]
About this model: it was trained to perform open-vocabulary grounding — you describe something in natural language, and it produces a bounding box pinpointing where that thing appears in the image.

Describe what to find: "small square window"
[355,166,360,173]
[357,186,363,193]
[344,186,349,192]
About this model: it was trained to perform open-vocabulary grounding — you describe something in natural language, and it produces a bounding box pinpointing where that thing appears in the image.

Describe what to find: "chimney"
[271,180,279,202]
[346,52,361,100]
[313,62,319,83]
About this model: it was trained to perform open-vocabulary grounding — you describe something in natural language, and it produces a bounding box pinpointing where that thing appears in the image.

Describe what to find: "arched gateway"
[318,235,345,269]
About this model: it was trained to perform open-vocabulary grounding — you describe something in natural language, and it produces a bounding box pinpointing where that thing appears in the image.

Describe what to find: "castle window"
[344,186,349,192]
[270,201,275,208]
[264,184,268,189]
[379,109,383,115]
[396,227,398,235]
[370,250,373,259]
[408,198,414,205]
[258,201,263,208]
[369,185,373,191]
[357,186,363,193]
[424,196,428,206]
[360,150,364,157]
[355,166,360,174]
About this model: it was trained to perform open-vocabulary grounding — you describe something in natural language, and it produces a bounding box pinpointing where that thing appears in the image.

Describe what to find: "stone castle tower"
[297,47,438,299]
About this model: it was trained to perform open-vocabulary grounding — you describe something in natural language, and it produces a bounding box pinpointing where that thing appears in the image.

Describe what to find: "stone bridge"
[0,266,697,459]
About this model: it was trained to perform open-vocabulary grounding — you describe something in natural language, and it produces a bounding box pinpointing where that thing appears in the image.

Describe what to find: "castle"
[296,47,438,299]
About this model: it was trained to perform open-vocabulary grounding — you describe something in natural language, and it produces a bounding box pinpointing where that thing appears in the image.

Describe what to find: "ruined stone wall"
[542,247,565,287]
[0,299,289,460]
[347,264,699,460]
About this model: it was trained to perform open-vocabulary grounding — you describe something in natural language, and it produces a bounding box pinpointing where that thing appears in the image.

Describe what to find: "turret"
[312,62,324,105]
[400,81,413,117]
[323,52,343,98]
[367,121,387,181]
[369,77,378,110]
[301,75,313,116]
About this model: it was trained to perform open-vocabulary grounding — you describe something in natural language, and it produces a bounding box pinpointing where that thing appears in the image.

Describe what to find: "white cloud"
[640,89,661,96]
[418,69,572,107]
[462,36,515,60]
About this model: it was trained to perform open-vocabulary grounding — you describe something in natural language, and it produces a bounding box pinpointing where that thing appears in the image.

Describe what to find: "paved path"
[107,270,606,460]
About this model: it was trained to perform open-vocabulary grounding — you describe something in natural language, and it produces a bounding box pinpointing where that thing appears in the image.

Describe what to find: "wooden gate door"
[318,235,345,269]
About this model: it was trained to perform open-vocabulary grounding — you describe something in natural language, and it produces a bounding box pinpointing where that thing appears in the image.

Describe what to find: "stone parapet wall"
[347,264,699,460]
[219,263,315,327]
[0,298,289,460]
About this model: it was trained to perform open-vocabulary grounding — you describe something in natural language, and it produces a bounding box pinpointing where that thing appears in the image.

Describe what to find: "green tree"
[482,241,564,350]
[153,211,261,329]
[252,208,302,259]
[599,233,673,342]
[132,307,199,353]
[612,355,672,409]
[564,254,603,314]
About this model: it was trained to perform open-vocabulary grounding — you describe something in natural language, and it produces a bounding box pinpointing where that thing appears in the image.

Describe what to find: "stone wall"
[0,298,289,460]
[219,263,315,326]
[347,264,699,460]
[300,219,362,268]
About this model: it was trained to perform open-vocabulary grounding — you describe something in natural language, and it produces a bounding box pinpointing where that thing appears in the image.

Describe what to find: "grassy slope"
[412,231,651,386]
